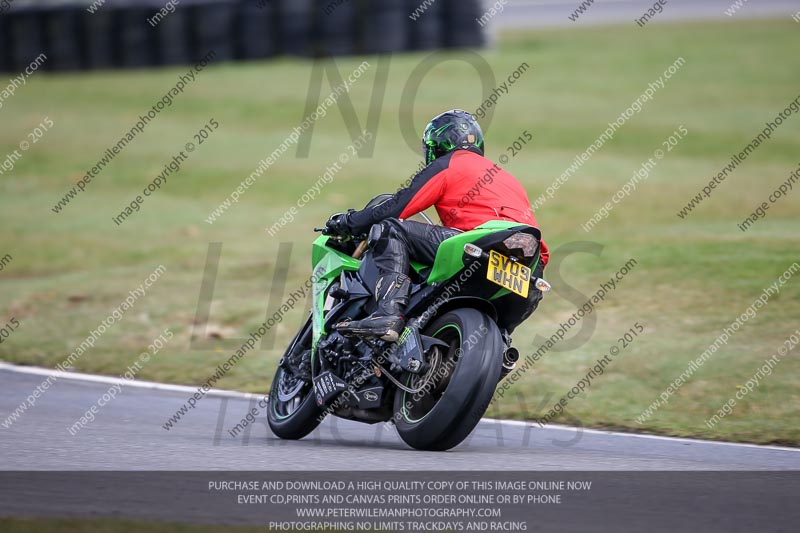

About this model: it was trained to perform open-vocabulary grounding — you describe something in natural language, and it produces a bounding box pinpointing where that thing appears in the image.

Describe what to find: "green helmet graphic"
[421,109,484,165]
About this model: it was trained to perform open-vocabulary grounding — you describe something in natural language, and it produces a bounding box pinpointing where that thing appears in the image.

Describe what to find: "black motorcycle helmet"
[421,109,484,165]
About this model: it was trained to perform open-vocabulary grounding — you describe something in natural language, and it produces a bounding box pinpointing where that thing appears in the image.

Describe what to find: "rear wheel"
[393,308,502,451]
[267,318,324,440]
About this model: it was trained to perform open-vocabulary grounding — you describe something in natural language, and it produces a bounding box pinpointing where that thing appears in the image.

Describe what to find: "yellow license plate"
[487,250,531,298]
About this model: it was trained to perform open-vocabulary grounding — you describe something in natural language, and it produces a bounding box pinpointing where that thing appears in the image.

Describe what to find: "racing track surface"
[1,365,798,471]
[1,365,799,531]
[493,0,800,29]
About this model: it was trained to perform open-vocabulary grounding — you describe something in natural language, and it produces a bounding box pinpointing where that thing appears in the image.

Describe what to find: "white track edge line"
[481,418,800,452]
[2,362,797,452]
[0,362,264,401]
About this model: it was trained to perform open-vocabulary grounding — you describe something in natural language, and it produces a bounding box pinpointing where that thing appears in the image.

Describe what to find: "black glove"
[325,210,355,236]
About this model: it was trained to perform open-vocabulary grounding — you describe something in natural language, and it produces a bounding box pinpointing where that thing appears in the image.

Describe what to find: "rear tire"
[393,308,502,451]
[267,318,324,440]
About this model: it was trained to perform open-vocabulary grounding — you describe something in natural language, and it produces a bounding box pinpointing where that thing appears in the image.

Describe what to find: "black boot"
[336,273,411,342]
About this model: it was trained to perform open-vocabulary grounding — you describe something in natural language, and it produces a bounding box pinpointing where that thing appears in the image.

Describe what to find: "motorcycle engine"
[317,332,371,385]
[316,332,386,416]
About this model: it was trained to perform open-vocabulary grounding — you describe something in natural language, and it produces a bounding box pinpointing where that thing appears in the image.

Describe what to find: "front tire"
[393,308,503,451]
[267,318,325,440]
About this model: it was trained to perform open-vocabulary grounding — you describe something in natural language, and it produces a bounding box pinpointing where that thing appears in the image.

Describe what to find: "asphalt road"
[493,0,800,29]
[2,365,799,530]
[1,365,798,471]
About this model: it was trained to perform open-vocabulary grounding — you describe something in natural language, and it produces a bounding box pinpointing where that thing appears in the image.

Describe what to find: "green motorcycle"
[268,195,550,451]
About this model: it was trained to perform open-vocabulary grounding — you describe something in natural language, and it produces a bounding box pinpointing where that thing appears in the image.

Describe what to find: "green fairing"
[426,220,528,284]
[410,260,427,273]
[311,235,360,349]
[308,222,536,347]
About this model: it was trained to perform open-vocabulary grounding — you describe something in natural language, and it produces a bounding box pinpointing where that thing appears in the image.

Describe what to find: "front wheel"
[393,308,503,451]
[267,317,324,440]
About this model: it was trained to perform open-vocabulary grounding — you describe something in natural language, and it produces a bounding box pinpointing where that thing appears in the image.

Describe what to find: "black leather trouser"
[365,217,544,333]
[366,218,461,277]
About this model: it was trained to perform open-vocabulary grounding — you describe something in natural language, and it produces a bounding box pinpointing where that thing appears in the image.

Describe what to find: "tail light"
[464,243,484,258]
[503,232,539,257]
[534,278,551,292]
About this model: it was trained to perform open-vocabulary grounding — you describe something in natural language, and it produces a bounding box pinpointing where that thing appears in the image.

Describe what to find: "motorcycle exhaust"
[501,347,519,377]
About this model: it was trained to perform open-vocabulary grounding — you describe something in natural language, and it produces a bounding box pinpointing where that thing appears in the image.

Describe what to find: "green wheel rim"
[401,323,462,424]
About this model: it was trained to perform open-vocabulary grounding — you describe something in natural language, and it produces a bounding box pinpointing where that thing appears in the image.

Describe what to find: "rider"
[327,109,549,342]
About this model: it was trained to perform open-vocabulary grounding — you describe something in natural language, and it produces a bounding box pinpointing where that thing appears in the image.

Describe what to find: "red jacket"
[349,149,549,265]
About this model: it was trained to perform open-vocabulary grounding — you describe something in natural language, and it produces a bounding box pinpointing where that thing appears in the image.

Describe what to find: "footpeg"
[395,326,426,374]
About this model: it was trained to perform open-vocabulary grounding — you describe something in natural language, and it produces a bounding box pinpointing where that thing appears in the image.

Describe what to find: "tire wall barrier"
[0,0,486,72]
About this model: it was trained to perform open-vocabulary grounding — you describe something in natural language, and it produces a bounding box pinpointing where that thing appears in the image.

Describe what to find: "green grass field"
[1,19,798,445]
